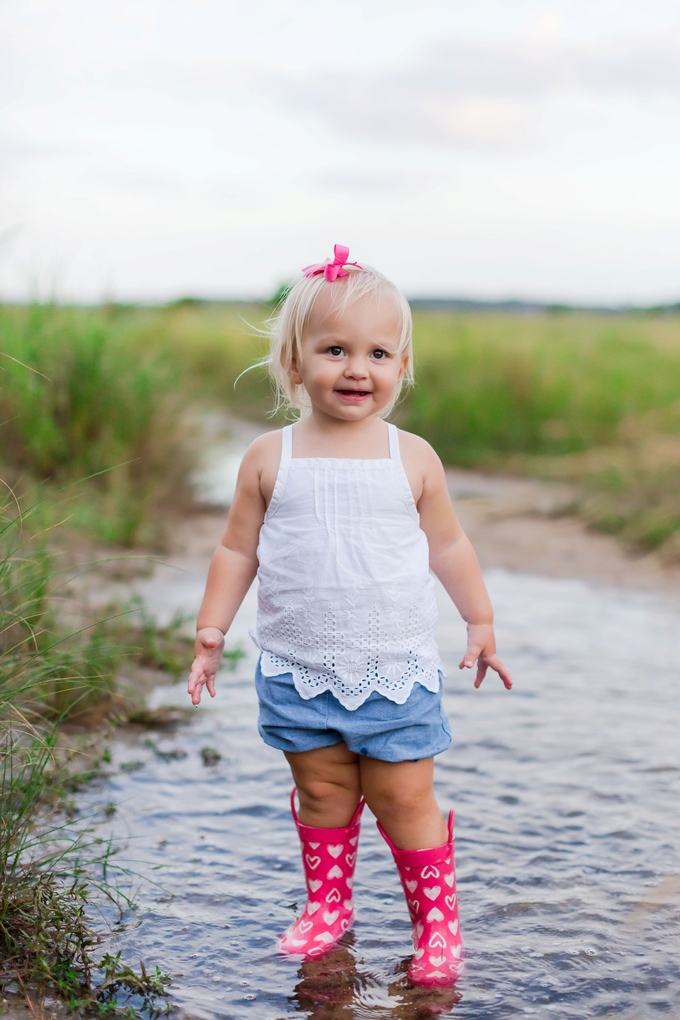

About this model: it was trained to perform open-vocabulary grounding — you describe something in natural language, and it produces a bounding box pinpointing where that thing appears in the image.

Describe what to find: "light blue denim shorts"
[255,659,452,762]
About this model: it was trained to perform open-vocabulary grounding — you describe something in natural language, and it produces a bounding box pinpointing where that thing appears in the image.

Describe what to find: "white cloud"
[273,34,680,149]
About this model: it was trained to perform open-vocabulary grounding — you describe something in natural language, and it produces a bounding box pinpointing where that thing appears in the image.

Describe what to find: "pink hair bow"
[302,244,362,281]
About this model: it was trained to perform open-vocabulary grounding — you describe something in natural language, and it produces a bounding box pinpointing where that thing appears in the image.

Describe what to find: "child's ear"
[398,353,409,381]
[288,349,303,386]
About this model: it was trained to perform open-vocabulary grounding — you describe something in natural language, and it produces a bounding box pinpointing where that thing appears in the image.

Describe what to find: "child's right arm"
[187,440,268,706]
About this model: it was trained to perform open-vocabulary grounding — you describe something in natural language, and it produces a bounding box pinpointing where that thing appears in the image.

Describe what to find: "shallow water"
[81,569,680,1019]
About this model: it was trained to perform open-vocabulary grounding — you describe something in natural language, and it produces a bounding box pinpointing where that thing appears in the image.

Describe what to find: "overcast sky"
[1,0,679,303]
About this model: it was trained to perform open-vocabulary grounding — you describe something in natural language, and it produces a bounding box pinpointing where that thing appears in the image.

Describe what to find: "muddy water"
[79,558,680,1020]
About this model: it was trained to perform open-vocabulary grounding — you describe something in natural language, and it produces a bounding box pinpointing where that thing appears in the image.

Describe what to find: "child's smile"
[334,386,372,403]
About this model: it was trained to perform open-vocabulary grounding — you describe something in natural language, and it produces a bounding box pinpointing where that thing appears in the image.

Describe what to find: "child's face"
[290,289,408,422]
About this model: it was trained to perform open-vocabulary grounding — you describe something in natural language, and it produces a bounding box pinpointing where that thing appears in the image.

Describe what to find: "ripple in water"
[81,570,680,1018]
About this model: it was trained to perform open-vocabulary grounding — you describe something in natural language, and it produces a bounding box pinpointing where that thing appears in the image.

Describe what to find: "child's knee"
[373,787,427,816]
[297,778,353,809]
[295,777,362,827]
[368,771,438,820]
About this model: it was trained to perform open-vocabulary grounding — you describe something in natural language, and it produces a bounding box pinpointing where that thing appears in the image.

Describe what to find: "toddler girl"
[187,245,512,989]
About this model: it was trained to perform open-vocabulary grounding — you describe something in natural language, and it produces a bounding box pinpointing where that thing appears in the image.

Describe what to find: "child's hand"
[187,627,225,706]
[459,622,513,690]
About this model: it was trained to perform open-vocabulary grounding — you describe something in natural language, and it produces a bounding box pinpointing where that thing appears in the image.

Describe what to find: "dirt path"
[445,468,680,594]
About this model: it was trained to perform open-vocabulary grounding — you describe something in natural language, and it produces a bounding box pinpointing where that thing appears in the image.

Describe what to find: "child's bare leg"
[285,742,362,827]
[359,756,447,850]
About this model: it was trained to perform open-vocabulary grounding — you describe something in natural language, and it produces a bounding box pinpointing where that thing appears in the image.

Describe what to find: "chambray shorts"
[255,659,451,762]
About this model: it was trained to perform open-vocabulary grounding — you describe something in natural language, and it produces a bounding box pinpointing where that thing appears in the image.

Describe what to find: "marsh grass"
[4,300,680,554]
[133,303,680,554]
[0,304,193,547]
[404,312,680,462]
[120,302,276,421]
[401,312,680,555]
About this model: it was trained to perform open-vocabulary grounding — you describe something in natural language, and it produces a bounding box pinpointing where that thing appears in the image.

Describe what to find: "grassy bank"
[4,301,679,554]
[0,304,249,1012]
[133,302,680,557]
[405,312,680,556]
[0,490,179,1015]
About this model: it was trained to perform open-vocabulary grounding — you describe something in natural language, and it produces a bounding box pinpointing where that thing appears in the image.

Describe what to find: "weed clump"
[0,304,193,547]
[0,492,172,1016]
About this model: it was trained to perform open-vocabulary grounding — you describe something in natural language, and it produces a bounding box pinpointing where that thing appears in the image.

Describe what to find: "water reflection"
[289,936,461,1019]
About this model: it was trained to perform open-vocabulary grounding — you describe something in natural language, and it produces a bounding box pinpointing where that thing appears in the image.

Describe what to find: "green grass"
[0,304,193,547]
[6,302,679,554]
[400,312,680,554]
[404,312,680,463]
[130,302,277,419]
[129,303,680,554]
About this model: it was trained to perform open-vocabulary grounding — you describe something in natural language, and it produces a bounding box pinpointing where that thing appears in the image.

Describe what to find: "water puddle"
[78,564,680,1019]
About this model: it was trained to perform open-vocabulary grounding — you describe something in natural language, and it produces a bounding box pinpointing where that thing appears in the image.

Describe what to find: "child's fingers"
[187,661,209,704]
[468,653,513,690]
[187,664,200,694]
[491,656,513,690]
[473,660,488,689]
[459,642,483,670]
[189,673,206,705]
[206,674,217,698]
[482,654,513,690]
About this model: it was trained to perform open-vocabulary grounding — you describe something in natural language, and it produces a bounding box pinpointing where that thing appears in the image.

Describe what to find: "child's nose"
[344,357,369,378]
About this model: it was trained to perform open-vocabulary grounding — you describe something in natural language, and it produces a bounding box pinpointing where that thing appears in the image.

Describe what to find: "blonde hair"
[264,264,414,418]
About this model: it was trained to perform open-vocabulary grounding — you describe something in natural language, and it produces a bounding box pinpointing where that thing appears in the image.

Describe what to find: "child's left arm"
[412,440,512,691]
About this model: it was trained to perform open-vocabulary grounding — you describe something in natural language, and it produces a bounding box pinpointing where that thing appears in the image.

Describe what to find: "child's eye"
[328,346,343,356]
[372,349,389,360]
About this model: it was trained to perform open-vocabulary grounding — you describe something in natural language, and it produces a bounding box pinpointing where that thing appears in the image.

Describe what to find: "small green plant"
[89,595,244,683]
[90,952,171,1019]
[0,872,171,1018]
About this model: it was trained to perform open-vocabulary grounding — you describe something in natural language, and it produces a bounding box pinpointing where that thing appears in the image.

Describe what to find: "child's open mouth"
[335,389,372,401]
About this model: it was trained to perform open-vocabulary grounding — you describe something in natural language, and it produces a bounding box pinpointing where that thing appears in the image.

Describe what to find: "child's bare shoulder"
[396,429,442,469]
[240,429,283,468]
[396,429,446,501]
[245,430,282,453]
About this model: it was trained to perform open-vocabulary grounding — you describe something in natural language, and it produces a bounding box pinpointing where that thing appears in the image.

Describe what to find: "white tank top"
[252,422,444,710]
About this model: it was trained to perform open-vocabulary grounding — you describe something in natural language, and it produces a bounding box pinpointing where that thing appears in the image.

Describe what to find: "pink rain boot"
[378,811,464,987]
[279,788,365,959]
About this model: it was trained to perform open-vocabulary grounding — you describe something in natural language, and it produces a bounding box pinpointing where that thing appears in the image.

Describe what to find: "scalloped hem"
[254,642,444,711]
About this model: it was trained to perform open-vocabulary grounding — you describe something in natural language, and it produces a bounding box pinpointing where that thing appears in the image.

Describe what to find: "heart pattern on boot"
[402,854,464,986]
[383,813,465,989]
[278,798,364,960]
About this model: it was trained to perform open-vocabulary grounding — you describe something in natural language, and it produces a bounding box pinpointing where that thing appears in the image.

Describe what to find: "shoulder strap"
[280,423,293,466]
[387,422,418,516]
[265,424,293,517]
[387,422,401,463]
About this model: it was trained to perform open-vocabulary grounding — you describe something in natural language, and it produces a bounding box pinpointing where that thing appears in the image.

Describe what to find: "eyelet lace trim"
[252,587,444,711]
